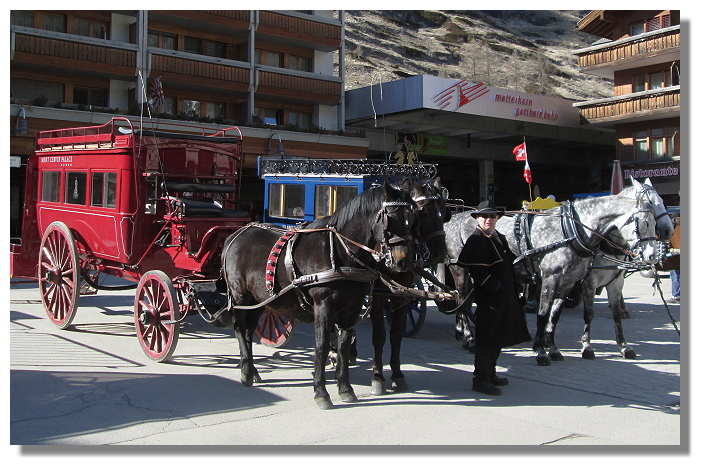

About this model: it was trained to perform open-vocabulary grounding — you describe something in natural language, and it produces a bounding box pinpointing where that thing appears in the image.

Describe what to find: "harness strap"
[561,201,598,258]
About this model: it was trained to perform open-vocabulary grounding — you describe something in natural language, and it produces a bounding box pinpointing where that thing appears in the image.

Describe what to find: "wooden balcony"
[575,26,680,76]
[574,86,680,124]
[11,31,137,79]
[257,69,341,105]
[150,52,250,93]
[257,11,342,51]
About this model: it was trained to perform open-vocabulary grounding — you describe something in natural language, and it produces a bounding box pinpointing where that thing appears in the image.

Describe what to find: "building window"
[254,107,284,126]
[185,36,227,58]
[633,74,646,93]
[41,171,61,203]
[289,111,311,129]
[74,86,108,107]
[163,97,176,114]
[11,11,35,28]
[634,131,648,160]
[630,14,671,36]
[75,19,108,39]
[184,100,201,117]
[91,172,118,208]
[148,30,177,50]
[42,13,66,33]
[11,78,64,104]
[205,102,224,119]
[289,55,312,72]
[256,50,283,67]
[634,126,680,160]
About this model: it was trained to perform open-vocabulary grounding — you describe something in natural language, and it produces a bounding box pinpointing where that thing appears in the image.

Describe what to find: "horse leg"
[545,298,565,362]
[336,328,358,403]
[580,278,597,360]
[313,308,334,410]
[369,296,387,395]
[389,297,408,393]
[607,278,636,359]
[534,281,553,366]
[234,309,262,386]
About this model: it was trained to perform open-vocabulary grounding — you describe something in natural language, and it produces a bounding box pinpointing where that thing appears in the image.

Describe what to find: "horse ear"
[432,176,443,188]
[630,175,639,187]
[644,177,653,188]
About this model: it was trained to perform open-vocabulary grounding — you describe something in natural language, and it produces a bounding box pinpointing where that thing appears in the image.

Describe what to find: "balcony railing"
[150,51,250,90]
[574,25,680,69]
[257,11,342,51]
[574,86,680,123]
[257,69,341,104]
[11,30,137,78]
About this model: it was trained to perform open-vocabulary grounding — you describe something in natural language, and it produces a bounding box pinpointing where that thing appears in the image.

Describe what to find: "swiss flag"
[523,160,532,185]
[513,142,527,161]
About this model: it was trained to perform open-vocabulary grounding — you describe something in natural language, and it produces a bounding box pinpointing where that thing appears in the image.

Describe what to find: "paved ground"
[8,271,690,457]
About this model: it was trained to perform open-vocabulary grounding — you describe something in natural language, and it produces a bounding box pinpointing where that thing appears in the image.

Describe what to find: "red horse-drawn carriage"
[10,117,252,361]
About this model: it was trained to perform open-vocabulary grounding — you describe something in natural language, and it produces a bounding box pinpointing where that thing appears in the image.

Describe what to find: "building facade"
[10,10,368,236]
[573,10,681,207]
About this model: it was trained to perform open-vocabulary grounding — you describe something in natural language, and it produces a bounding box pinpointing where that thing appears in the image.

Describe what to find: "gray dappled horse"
[577,178,673,360]
[444,194,658,365]
[220,183,416,409]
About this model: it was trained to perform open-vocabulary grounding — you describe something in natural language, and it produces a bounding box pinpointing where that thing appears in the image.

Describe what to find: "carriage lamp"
[14,107,28,135]
[266,132,285,155]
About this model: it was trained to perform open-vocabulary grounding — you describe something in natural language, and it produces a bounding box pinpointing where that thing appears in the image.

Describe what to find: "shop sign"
[396,132,449,156]
[622,162,679,180]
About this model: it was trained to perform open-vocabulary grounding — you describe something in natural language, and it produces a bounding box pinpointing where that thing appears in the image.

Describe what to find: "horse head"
[401,176,449,264]
[624,176,674,242]
[612,196,659,265]
[373,181,417,272]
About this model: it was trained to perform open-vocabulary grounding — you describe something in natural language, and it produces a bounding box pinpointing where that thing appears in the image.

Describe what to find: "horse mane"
[307,184,395,230]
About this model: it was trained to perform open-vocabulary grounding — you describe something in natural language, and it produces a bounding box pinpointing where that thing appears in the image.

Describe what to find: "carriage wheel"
[134,270,180,362]
[256,309,296,348]
[39,222,81,329]
[386,276,427,338]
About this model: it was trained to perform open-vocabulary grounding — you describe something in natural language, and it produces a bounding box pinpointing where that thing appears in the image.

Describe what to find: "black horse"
[221,182,417,409]
[368,177,450,395]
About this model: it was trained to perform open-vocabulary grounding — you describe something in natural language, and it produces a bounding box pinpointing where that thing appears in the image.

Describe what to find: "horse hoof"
[315,396,334,410]
[340,391,358,403]
[392,378,409,393]
[623,349,637,360]
[371,377,386,395]
[240,373,254,387]
[349,356,357,366]
[582,349,596,360]
[536,355,552,366]
[549,352,564,361]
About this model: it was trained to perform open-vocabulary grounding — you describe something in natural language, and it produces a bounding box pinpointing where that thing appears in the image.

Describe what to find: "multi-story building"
[10,10,367,236]
[573,10,681,206]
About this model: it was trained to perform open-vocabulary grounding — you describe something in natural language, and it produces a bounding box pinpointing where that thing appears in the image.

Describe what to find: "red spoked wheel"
[39,222,81,329]
[256,309,296,348]
[134,270,180,362]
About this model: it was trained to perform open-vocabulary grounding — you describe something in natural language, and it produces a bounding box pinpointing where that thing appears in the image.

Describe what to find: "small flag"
[513,142,527,161]
[150,77,164,107]
[523,160,532,185]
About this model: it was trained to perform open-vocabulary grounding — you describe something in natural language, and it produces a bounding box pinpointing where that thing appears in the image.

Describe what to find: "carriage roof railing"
[36,116,135,152]
[258,156,437,179]
[36,118,244,152]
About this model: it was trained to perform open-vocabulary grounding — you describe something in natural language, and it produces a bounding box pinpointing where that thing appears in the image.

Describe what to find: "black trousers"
[473,345,501,382]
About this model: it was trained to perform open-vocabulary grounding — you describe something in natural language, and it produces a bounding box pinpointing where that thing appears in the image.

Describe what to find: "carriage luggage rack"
[36,117,134,151]
[259,156,437,179]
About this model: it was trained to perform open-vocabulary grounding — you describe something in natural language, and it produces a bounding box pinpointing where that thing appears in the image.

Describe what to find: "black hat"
[470,200,504,218]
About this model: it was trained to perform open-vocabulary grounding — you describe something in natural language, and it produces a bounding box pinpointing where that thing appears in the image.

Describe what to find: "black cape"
[458,227,532,349]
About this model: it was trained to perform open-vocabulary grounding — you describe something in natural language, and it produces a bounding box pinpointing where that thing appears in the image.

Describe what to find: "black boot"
[472,378,501,396]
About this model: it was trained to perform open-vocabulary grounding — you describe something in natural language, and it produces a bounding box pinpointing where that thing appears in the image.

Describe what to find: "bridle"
[411,183,447,260]
[375,200,416,268]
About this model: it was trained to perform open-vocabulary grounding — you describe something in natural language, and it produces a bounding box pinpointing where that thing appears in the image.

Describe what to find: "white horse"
[577,178,673,360]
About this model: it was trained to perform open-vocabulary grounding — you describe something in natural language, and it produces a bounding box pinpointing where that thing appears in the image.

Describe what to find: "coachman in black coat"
[458,201,531,395]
